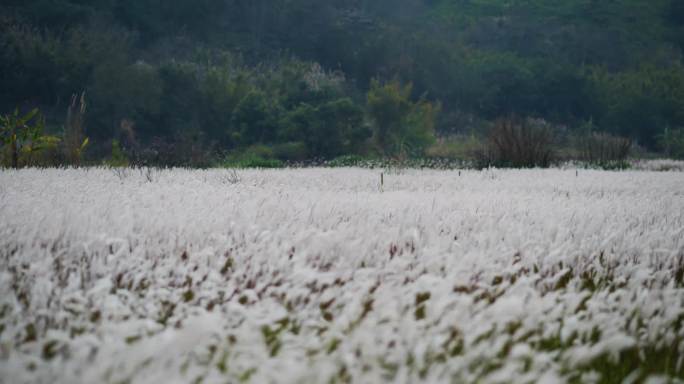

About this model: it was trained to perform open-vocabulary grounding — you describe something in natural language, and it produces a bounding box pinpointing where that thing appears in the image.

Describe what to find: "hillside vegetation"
[2,1,684,166]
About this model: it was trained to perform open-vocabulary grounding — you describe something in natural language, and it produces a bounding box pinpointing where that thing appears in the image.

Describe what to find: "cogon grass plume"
[0,167,682,383]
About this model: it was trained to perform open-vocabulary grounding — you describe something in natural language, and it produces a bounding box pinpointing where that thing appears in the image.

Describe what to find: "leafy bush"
[0,108,60,168]
[425,135,483,161]
[588,66,684,148]
[221,145,284,168]
[280,98,369,158]
[325,154,366,167]
[402,98,440,155]
[232,91,282,146]
[235,157,283,168]
[104,139,130,167]
[272,142,308,161]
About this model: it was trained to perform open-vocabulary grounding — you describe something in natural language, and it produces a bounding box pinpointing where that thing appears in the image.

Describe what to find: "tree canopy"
[1,0,683,164]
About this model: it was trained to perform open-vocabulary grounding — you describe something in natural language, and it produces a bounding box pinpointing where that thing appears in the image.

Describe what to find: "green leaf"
[18,109,39,126]
[80,137,90,150]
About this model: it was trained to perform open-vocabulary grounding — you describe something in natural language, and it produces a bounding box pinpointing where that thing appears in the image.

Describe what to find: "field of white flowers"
[1,167,683,384]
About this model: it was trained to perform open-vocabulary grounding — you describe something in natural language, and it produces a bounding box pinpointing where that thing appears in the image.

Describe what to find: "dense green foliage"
[1,0,684,165]
[0,108,60,168]
[367,79,438,156]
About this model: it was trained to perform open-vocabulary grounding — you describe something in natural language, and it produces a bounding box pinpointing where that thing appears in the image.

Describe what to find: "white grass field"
[1,167,684,383]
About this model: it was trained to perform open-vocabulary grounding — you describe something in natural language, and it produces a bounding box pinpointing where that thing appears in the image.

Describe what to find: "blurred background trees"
[1,0,684,166]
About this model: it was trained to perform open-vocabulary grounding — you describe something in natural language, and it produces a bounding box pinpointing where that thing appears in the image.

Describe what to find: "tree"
[367,79,412,153]
[367,78,438,156]
[280,98,368,158]
[232,91,282,145]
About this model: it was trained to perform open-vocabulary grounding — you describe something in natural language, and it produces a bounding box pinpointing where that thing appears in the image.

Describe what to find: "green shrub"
[237,157,283,168]
[1,108,60,168]
[279,98,369,158]
[221,145,284,168]
[326,154,366,167]
[243,144,275,159]
[232,91,282,146]
[272,142,308,161]
[425,135,483,161]
[104,139,129,167]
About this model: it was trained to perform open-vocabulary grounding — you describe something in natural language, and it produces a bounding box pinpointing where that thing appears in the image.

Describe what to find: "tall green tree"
[367,79,438,156]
